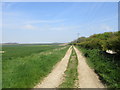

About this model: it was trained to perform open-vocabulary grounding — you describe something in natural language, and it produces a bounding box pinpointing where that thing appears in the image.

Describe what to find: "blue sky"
[2,2,118,43]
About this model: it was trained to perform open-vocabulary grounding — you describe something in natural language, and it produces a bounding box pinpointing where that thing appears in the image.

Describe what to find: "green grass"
[2,45,63,60]
[0,54,2,89]
[77,46,120,88]
[2,45,69,88]
[59,47,78,88]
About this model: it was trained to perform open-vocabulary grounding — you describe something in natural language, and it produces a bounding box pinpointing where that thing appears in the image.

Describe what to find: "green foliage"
[74,31,120,53]
[105,36,120,53]
[78,39,102,49]
[88,32,114,40]
[77,47,120,88]
[77,37,86,43]
[2,45,69,88]
[70,37,86,44]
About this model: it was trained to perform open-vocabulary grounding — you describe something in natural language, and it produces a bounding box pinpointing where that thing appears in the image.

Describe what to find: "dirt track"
[35,46,72,88]
[73,46,105,88]
[34,46,104,88]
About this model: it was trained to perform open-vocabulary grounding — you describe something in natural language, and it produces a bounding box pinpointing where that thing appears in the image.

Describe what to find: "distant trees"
[77,37,86,43]
[70,37,86,45]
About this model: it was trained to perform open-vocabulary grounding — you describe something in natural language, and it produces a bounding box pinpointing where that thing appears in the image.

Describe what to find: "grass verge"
[77,46,120,88]
[2,46,69,88]
[59,47,78,88]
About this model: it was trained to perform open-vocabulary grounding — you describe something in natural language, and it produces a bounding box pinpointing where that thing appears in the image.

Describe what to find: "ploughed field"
[2,44,69,88]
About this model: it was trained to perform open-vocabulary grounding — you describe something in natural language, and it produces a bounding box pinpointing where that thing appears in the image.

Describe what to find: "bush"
[74,31,120,54]
[107,36,120,53]
[78,39,102,49]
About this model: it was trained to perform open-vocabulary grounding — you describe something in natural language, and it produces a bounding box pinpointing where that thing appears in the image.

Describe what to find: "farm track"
[35,46,104,88]
[73,46,105,88]
[35,46,72,88]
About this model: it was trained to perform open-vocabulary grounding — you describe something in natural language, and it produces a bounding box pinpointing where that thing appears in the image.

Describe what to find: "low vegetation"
[71,31,120,54]
[70,31,120,88]
[59,47,78,88]
[2,45,69,88]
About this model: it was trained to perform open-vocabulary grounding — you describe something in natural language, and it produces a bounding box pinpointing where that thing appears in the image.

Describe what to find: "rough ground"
[34,46,72,88]
[73,46,105,88]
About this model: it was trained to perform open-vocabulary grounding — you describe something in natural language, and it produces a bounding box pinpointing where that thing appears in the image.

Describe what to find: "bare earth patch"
[34,46,72,88]
[74,46,105,88]
[0,51,5,53]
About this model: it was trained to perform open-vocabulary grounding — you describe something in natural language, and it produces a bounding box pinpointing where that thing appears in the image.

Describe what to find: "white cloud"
[22,24,37,30]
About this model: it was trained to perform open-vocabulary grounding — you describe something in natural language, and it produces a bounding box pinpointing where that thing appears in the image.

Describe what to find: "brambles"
[71,31,120,54]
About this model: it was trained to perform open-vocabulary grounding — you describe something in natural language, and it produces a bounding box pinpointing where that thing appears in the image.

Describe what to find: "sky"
[2,2,118,43]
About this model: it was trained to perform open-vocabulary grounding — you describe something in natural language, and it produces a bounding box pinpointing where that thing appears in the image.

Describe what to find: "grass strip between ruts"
[59,47,79,88]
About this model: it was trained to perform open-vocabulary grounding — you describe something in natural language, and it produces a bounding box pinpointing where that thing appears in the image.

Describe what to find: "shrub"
[78,39,102,49]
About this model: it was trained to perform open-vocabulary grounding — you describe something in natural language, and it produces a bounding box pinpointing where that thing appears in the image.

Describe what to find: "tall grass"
[3,46,69,88]
[77,46,120,88]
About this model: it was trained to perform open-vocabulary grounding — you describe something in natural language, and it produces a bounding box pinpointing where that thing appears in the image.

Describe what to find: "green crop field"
[2,44,69,88]
[2,44,63,60]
